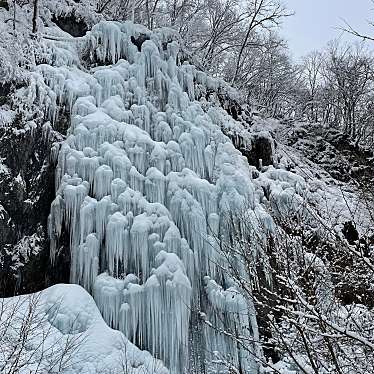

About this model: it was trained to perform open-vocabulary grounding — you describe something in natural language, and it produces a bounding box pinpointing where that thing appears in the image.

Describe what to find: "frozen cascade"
[36,20,274,373]
[204,277,260,373]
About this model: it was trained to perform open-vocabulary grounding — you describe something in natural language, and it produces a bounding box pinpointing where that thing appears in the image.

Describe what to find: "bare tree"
[0,292,84,373]
[341,1,374,43]
[231,32,298,117]
[322,42,373,140]
[231,0,291,84]
[300,51,324,122]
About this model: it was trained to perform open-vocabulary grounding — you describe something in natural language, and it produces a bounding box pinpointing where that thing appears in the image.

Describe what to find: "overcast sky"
[281,0,374,60]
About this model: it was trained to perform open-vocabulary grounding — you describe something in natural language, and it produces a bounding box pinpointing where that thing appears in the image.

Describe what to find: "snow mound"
[0,284,168,374]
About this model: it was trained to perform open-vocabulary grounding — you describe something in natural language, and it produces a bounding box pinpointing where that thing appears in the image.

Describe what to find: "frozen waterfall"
[31,21,271,373]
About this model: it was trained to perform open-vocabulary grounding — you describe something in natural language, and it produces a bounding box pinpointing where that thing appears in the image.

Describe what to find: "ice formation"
[32,21,273,373]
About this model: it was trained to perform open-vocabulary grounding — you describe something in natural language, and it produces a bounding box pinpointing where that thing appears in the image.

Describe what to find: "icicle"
[93,22,123,64]
[154,121,172,143]
[49,195,64,263]
[94,273,124,329]
[167,83,184,112]
[164,224,194,282]
[94,165,114,200]
[131,104,151,134]
[79,156,100,188]
[128,145,147,175]
[130,214,153,281]
[117,188,145,217]
[72,96,97,117]
[204,277,256,372]
[63,181,88,246]
[94,69,126,105]
[111,178,127,203]
[148,251,192,373]
[108,154,132,182]
[118,249,192,373]
[95,197,110,238]
[142,40,160,80]
[181,64,195,100]
[145,167,166,204]
[120,281,144,344]
[105,212,129,277]
[76,233,100,292]
[129,166,145,194]
[79,197,97,244]
[168,188,207,268]
[150,143,167,174]
[166,141,185,172]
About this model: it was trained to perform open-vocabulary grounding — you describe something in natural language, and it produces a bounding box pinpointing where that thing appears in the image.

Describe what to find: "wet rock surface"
[0,109,69,296]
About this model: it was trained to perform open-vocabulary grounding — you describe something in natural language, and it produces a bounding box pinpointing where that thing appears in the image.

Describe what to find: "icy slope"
[0,284,168,374]
[26,21,269,373]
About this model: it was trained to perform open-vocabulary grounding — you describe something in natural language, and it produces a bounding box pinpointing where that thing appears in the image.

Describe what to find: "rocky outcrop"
[0,107,69,296]
[286,122,374,188]
[51,12,89,37]
[247,132,275,168]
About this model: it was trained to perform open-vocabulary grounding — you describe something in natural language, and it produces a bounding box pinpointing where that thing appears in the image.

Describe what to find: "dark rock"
[290,123,374,187]
[0,82,11,96]
[247,133,275,169]
[0,206,13,245]
[0,114,69,296]
[52,13,88,37]
[0,82,11,105]
[342,221,359,245]
[0,0,8,11]
[205,89,244,121]
[131,34,150,51]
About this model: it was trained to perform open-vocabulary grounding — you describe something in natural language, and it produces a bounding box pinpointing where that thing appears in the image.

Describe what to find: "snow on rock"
[252,116,374,234]
[26,20,276,373]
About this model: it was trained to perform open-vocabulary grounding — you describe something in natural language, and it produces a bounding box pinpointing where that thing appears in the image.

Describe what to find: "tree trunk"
[12,0,16,32]
[32,0,39,34]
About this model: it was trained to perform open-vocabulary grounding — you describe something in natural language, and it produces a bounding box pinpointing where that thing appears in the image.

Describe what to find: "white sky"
[281,0,374,59]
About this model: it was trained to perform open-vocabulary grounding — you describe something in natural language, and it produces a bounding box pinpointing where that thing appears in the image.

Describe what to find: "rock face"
[0,63,74,295]
[51,13,89,37]
[0,114,69,296]
[2,9,373,374]
[0,0,8,11]
[284,122,374,187]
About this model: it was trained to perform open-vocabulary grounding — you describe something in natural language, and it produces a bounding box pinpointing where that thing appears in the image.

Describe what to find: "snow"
[252,116,374,233]
[0,108,16,126]
[0,284,168,374]
[1,0,373,372]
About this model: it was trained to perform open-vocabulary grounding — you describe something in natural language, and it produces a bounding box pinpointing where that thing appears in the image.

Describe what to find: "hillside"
[0,1,373,373]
